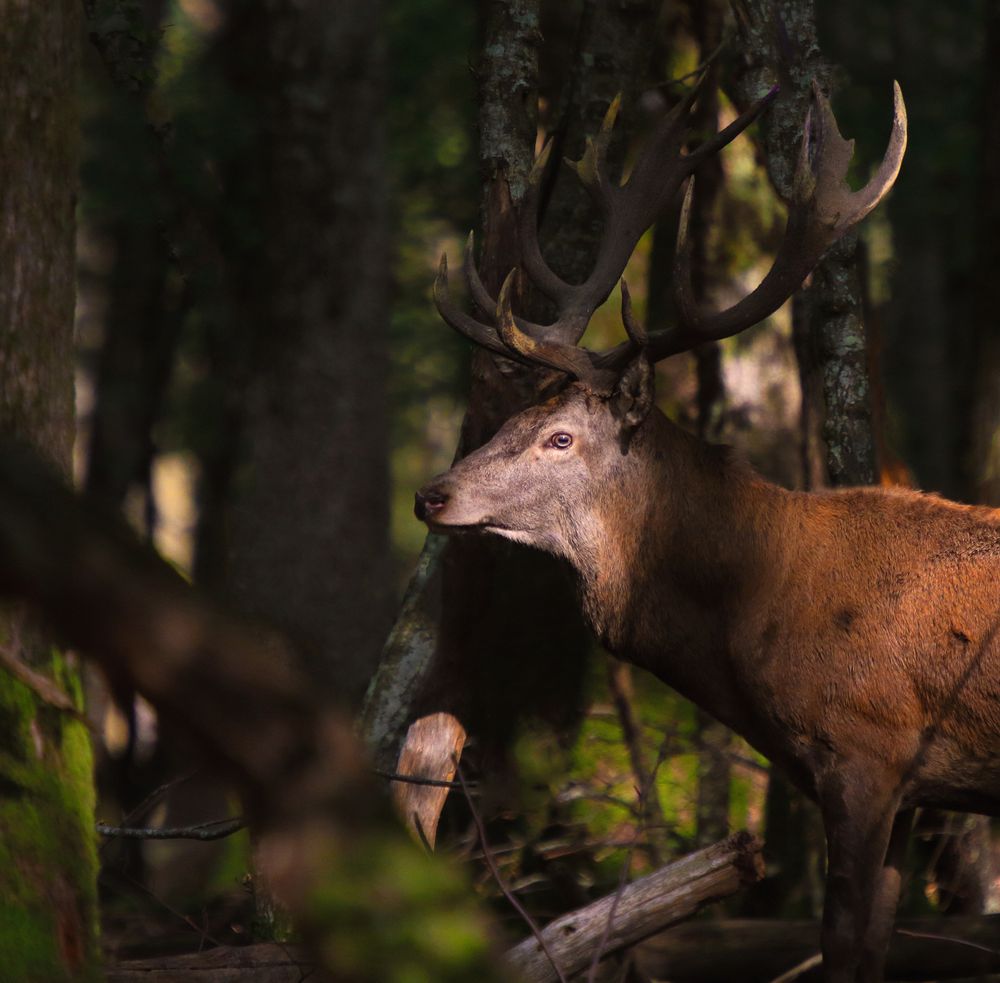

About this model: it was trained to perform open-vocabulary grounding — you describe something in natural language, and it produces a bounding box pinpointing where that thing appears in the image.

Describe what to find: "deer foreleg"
[819,770,901,983]
[857,807,913,983]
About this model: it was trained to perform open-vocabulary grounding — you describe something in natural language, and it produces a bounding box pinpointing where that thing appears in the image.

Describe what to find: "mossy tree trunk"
[0,2,101,980]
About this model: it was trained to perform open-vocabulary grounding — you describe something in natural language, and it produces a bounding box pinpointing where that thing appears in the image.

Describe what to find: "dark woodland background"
[1,0,999,981]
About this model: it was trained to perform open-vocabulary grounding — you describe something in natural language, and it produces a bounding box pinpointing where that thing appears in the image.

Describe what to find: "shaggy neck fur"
[567,410,788,651]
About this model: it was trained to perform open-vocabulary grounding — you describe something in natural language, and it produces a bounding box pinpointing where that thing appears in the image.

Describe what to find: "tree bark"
[971,0,1000,507]
[0,4,101,980]
[364,0,577,778]
[733,0,876,488]
[201,0,392,708]
[364,0,658,792]
[82,0,177,516]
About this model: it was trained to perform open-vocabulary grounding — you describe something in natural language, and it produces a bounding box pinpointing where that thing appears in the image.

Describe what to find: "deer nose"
[414,488,448,521]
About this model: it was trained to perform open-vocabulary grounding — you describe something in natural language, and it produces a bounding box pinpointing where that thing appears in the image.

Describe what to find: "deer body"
[418,386,1000,981]
[421,390,1000,814]
[581,413,1000,815]
[418,80,938,980]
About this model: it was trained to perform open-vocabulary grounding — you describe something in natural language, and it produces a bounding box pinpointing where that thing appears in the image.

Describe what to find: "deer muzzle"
[414,487,449,522]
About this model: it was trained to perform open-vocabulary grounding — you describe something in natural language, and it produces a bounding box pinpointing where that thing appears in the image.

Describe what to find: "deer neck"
[573,412,790,672]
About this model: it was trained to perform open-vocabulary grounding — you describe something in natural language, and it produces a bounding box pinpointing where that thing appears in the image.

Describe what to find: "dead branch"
[392,712,466,847]
[0,639,87,721]
[104,914,1000,983]
[106,943,313,983]
[505,831,764,983]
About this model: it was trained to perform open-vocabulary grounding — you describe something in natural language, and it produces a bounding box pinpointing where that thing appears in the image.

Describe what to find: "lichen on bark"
[733,0,875,487]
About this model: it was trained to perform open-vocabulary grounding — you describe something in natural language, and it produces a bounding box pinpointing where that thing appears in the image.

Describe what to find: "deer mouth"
[415,488,510,534]
[425,515,509,535]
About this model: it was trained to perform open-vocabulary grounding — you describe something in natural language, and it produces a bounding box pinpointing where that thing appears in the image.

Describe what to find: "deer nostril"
[414,489,448,521]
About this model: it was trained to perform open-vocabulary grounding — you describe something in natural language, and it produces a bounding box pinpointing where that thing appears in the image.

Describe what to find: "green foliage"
[511,662,694,878]
[305,833,499,983]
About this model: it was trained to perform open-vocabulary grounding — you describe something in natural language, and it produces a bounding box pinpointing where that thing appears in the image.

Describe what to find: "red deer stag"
[416,82,1000,982]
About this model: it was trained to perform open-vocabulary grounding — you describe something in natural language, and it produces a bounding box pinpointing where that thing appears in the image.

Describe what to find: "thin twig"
[123,771,199,825]
[767,952,823,983]
[97,816,245,841]
[374,767,475,790]
[453,756,569,983]
[99,770,201,857]
[895,927,1000,956]
[585,840,635,983]
[661,36,731,89]
[586,724,677,982]
[606,660,665,862]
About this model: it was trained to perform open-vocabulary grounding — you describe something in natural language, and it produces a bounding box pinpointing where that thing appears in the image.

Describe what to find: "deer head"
[416,81,907,559]
[415,279,656,561]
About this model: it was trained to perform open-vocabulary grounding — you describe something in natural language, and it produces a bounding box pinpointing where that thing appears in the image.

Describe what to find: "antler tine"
[463,232,498,319]
[432,254,535,366]
[564,94,623,208]
[518,138,577,305]
[495,270,609,383]
[619,279,647,349]
[518,84,777,350]
[630,81,908,364]
[438,238,576,351]
[435,253,608,379]
[806,79,907,232]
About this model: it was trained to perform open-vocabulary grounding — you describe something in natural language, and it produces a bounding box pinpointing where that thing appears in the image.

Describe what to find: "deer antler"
[596,81,908,370]
[433,79,778,383]
[434,80,907,389]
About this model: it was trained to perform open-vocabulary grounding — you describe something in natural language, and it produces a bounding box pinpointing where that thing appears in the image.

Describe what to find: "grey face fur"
[415,378,648,561]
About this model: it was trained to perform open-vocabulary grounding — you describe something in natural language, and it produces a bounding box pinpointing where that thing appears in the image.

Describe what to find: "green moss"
[0,652,99,982]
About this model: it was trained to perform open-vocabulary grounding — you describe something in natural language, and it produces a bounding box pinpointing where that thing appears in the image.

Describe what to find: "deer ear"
[611,354,654,434]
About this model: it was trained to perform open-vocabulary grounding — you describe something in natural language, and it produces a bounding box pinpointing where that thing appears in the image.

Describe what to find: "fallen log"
[106,944,313,983]
[505,831,764,983]
[633,915,1000,982]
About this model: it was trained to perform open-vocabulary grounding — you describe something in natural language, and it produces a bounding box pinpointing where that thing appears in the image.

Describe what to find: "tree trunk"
[364,0,658,787]
[734,0,876,489]
[200,0,392,708]
[82,0,176,517]
[0,3,101,979]
[971,0,1000,507]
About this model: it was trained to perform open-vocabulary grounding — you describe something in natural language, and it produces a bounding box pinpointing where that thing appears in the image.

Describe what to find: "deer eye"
[549,432,573,449]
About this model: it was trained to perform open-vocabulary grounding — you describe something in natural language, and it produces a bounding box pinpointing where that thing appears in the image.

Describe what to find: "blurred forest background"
[1,0,999,980]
